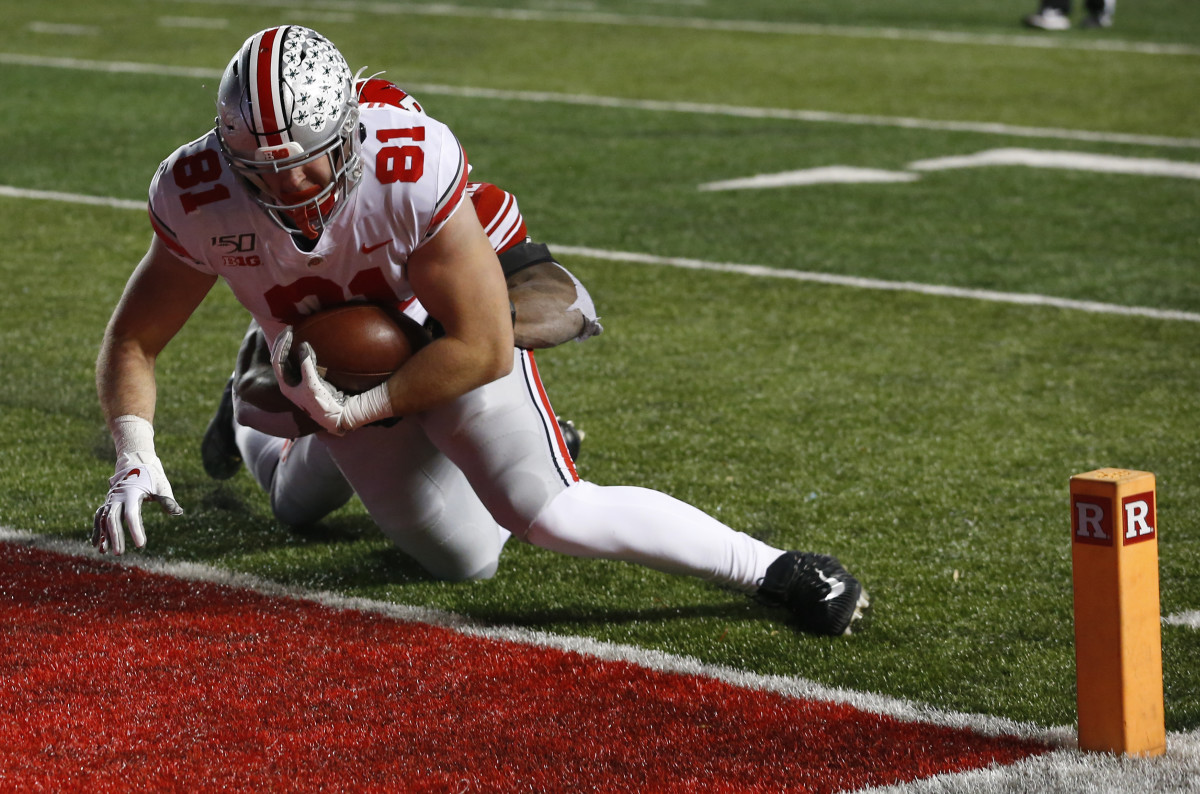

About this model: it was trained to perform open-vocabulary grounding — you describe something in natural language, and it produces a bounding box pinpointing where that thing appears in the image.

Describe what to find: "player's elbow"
[479,310,515,381]
[484,333,514,380]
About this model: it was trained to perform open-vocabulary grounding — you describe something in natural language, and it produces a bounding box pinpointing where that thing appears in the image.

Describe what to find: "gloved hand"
[270,326,393,435]
[93,449,183,555]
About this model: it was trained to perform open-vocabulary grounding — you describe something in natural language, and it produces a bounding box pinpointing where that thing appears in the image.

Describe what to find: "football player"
[93,26,867,634]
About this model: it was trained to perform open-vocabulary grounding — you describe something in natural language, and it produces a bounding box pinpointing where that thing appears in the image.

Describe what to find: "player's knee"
[523,481,602,554]
[270,488,350,527]
[404,536,501,581]
[375,508,504,582]
[270,496,326,527]
[481,465,569,538]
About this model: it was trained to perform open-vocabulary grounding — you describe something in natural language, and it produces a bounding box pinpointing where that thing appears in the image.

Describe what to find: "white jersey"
[147,103,468,343]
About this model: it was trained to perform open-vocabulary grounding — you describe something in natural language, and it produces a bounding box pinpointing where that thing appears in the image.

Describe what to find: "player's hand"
[271,326,349,435]
[92,452,183,555]
[269,327,391,435]
[271,326,393,436]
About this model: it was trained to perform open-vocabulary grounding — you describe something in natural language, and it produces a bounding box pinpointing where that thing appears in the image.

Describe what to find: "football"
[292,303,429,393]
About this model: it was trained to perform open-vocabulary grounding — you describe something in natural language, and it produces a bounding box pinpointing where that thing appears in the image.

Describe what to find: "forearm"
[95,235,216,432]
[381,332,512,418]
[96,334,159,429]
[387,202,515,419]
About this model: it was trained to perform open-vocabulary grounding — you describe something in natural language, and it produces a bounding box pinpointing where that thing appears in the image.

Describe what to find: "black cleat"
[557,416,584,461]
[200,378,242,480]
[755,551,869,635]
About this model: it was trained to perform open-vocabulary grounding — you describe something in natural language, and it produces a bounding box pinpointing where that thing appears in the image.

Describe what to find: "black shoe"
[755,551,869,635]
[201,378,242,480]
[557,416,584,461]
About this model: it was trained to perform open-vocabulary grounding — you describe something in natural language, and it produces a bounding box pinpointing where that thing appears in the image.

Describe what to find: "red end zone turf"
[0,542,1050,792]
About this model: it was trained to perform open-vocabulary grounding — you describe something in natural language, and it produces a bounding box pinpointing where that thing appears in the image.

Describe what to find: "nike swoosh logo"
[360,240,389,254]
[816,569,846,601]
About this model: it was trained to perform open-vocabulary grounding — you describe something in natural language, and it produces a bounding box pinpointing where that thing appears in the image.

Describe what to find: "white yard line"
[375,82,1200,151]
[909,148,1200,179]
[1164,611,1200,629]
[699,149,1200,190]
[3,52,1198,149]
[4,183,1199,324]
[699,166,920,190]
[157,16,230,29]
[0,52,219,79]
[0,185,145,211]
[157,0,1200,57]
[26,22,99,36]
[550,245,1200,324]
[3,528,1197,794]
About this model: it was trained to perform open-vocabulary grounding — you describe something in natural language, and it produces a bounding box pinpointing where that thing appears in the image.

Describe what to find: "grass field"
[1,0,1198,754]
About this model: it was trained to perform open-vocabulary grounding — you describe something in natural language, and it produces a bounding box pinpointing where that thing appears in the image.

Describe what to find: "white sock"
[525,481,781,592]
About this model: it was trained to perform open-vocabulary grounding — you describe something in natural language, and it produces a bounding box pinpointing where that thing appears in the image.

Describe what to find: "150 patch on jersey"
[212,233,260,267]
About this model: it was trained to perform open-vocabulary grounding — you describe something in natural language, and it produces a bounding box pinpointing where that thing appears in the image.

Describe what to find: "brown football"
[292,303,429,393]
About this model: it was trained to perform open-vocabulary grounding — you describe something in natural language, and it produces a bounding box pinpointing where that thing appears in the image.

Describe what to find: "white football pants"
[233,349,782,589]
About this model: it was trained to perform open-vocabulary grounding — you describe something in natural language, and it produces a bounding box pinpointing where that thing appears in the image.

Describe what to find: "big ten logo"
[1073,496,1114,547]
[212,233,260,268]
[1121,491,1156,545]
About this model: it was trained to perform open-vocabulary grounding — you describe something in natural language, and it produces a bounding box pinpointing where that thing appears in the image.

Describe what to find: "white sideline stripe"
[5,528,1199,794]
[4,183,1198,325]
[160,0,1200,57]
[3,52,1199,150]
[1164,611,1200,629]
[858,732,1200,794]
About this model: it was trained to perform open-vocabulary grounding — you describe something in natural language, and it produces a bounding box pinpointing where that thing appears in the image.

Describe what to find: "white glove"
[92,417,183,555]
[269,326,393,435]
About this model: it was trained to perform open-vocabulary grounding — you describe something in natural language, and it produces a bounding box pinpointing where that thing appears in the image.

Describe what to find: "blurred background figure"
[1023,0,1115,29]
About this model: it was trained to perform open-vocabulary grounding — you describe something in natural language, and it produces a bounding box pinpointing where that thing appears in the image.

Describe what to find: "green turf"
[1,0,1198,732]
